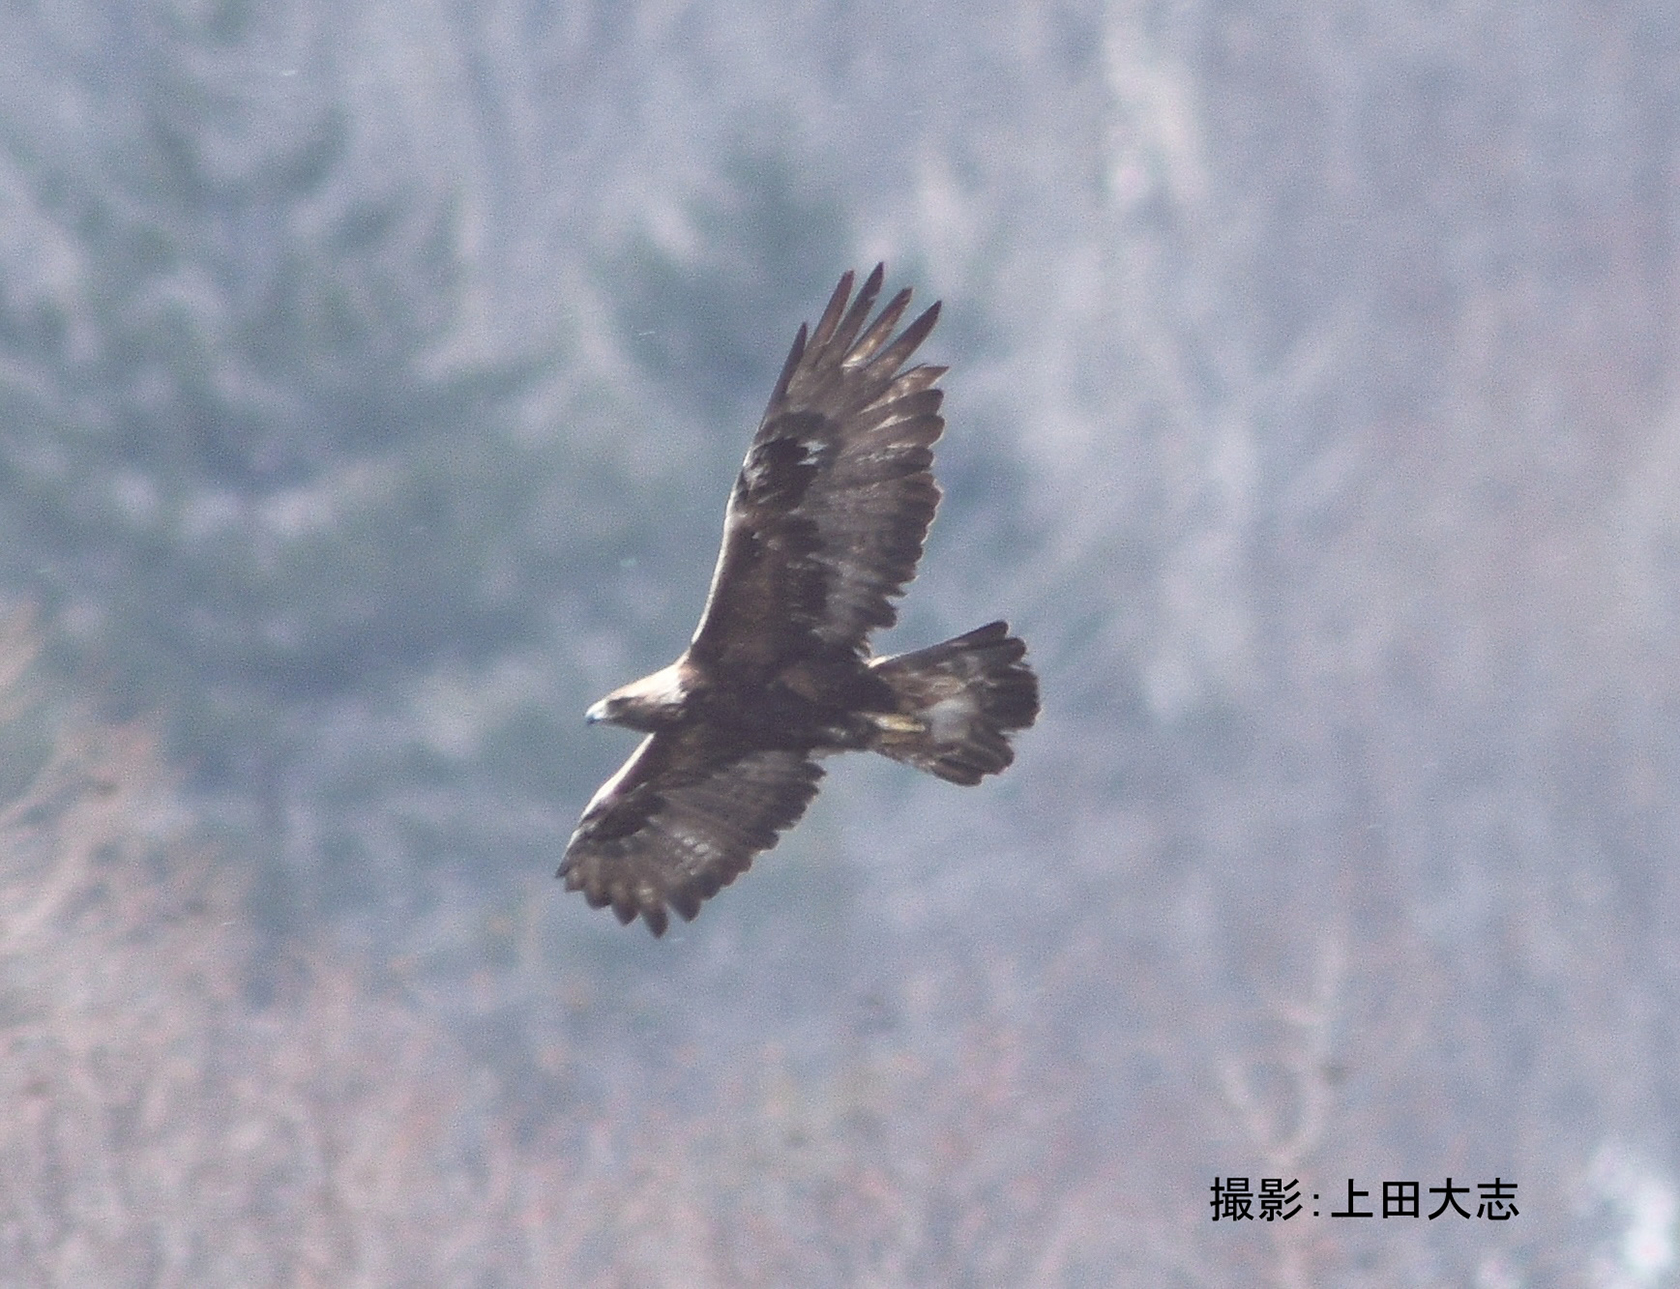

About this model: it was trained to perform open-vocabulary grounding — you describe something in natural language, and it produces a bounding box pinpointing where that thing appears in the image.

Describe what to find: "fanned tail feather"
[866,621,1039,785]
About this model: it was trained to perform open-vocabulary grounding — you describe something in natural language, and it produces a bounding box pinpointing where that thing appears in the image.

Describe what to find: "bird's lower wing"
[559,732,825,936]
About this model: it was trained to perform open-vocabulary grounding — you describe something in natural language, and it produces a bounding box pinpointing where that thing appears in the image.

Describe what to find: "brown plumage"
[560,266,1038,936]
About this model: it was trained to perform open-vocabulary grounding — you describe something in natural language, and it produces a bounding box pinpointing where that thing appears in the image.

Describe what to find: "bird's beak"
[585,699,609,726]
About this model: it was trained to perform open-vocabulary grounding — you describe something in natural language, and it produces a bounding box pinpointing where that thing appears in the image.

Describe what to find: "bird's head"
[586,660,691,732]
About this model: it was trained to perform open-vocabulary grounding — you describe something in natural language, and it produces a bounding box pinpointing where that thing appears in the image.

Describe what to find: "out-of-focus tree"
[0,603,1103,1284]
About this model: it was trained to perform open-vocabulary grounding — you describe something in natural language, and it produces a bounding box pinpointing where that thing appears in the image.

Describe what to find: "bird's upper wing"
[687,265,946,672]
[558,728,825,937]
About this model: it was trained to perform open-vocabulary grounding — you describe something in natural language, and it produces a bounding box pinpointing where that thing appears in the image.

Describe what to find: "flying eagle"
[560,265,1038,935]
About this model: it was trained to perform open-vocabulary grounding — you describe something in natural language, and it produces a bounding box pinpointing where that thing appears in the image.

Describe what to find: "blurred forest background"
[1,0,1677,1283]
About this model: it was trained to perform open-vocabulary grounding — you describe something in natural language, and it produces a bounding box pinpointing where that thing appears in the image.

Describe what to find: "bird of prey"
[561,265,1038,935]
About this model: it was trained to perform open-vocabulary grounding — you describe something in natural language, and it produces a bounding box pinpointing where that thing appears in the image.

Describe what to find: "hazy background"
[2,0,1677,1283]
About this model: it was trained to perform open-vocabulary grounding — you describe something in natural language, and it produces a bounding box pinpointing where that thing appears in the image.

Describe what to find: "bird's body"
[561,266,1038,935]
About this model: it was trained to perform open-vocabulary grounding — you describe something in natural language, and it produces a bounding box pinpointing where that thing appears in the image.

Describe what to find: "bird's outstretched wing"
[558,729,825,936]
[688,265,946,672]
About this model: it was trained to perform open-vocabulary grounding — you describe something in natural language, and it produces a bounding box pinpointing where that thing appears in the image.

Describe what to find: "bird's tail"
[865,621,1039,785]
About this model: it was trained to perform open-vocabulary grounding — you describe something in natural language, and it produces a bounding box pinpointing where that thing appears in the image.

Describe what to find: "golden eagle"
[561,265,1038,935]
